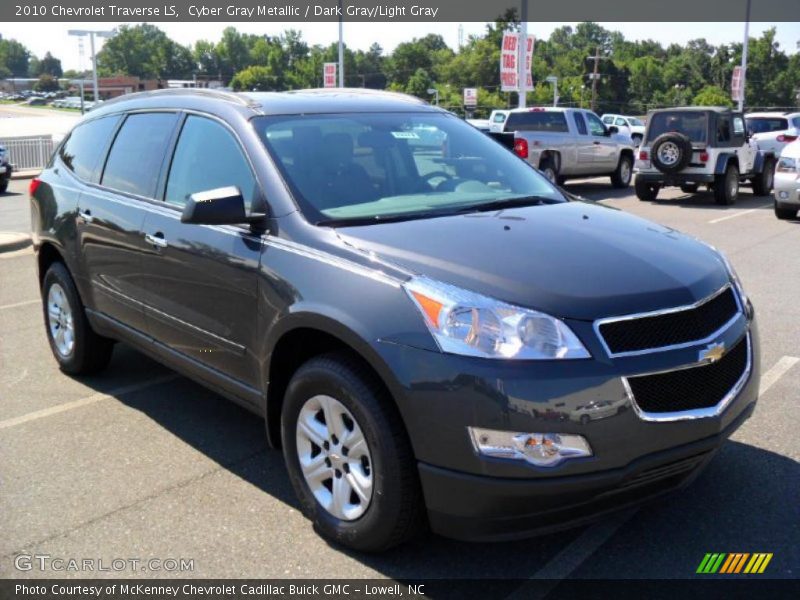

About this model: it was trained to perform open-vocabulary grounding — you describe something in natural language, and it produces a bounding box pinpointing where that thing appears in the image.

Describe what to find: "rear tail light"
[29,178,41,197]
[514,138,529,159]
[699,152,709,163]
[777,134,798,143]
[638,150,649,160]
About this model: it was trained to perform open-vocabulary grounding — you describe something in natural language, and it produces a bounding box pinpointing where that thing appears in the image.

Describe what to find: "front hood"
[336,202,729,321]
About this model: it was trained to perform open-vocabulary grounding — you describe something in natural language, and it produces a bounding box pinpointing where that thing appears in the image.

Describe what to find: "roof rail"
[96,87,259,109]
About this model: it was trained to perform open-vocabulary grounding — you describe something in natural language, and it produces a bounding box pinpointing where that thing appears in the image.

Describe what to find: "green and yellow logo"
[696,553,773,574]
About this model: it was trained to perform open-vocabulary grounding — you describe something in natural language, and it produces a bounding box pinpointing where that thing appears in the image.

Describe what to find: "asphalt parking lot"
[1,175,798,584]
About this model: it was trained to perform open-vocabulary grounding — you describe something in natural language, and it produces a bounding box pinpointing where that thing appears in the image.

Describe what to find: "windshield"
[628,117,645,126]
[647,111,708,143]
[254,112,564,224]
[746,117,789,134]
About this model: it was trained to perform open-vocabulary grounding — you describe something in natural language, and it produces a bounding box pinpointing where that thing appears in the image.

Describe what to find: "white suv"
[635,107,776,205]
[602,114,646,145]
[746,112,800,155]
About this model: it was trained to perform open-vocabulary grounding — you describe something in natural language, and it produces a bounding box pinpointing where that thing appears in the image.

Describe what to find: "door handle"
[78,209,93,224]
[145,232,168,248]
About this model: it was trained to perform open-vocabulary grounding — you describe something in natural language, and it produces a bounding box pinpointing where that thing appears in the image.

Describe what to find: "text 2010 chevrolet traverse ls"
[30,88,759,551]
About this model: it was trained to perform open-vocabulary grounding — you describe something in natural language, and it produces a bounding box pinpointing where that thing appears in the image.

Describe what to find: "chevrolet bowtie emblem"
[700,342,726,363]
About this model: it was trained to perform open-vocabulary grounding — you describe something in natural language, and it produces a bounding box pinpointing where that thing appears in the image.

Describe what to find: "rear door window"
[165,115,258,209]
[504,111,569,132]
[58,116,120,182]
[101,112,179,198]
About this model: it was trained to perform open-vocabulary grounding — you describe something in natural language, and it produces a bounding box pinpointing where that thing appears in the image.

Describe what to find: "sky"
[2,21,798,72]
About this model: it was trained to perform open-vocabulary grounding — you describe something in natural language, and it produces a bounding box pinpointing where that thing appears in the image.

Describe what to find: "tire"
[610,154,633,188]
[0,176,9,193]
[680,183,700,194]
[651,132,693,173]
[281,353,424,552]
[42,262,114,375]
[714,164,739,206]
[774,201,797,220]
[539,159,557,184]
[752,159,775,196]
[635,177,660,201]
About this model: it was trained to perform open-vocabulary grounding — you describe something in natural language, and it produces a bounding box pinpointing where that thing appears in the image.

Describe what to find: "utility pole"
[738,0,751,112]
[586,46,610,113]
[337,0,344,87]
[518,0,528,109]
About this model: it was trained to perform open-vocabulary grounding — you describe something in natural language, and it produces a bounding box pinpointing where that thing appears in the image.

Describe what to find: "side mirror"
[607,125,619,135]
[181,186,265,225]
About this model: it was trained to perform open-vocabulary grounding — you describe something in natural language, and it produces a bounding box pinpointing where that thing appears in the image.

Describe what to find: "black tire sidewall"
[281,357,417,551]
[613,155,633,187]
[42,263,88,373]
[651,133,692,173]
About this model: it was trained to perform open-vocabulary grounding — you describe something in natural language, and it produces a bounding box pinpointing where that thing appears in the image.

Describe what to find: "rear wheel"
[635,178,660,201]
[539,159,557,184]
[714,165,739,206]
[751,159,775,196]
[774,202,797,220]
[42,262,114,375]
[611,155,633,188]
[281,353,424,551]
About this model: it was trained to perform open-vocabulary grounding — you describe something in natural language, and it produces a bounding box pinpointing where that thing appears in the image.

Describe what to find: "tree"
[693,85,733,107]
[230,66,275,91]
[33,74,60,92]
[0,38,31,77]
[405,68,433,98]
[97,24,193,79]
[36,52,63,77]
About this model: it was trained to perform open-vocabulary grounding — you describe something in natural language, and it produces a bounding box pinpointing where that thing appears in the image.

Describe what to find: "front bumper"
[376,315,760,540]
[773,173,800,206]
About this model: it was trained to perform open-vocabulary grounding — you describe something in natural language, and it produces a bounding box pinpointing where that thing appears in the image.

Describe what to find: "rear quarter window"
[504,111,569,133]
[58,116,120,182]
[101,112,179,198]
[746,117,789,134]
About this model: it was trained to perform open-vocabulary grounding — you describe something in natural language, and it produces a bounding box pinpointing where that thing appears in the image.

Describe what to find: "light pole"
[545,76,558,107]
[518,0,528,109]
[68,29,115,103]
[738,0,751,112]
[426,88,439,106]
[337,0,344,87]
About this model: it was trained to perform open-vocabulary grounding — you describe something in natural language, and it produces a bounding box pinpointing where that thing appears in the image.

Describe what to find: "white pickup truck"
[502,107,636,188]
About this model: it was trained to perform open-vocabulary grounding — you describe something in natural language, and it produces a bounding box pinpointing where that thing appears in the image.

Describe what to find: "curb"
[0,232,31,253]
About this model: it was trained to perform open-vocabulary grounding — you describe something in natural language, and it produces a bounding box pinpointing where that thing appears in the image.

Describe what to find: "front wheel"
[611,155,633,188]
[752,159,775,196]
[635,178,660,201]
[714,165,739,205]
[281,353,424,552]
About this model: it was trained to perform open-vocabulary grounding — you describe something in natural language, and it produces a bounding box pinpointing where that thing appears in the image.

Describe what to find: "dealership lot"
[1,175,798,582]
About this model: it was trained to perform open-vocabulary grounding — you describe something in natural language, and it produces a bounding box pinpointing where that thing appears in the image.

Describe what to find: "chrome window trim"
[594,283,742,358]
[622,332,752,422]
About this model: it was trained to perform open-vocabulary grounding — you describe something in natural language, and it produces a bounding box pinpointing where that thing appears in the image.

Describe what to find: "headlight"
[403,276,590,359]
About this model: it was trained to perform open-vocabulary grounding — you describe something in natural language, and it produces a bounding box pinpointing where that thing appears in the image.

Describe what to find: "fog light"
[778,191,789,199]
[468,427,592,467]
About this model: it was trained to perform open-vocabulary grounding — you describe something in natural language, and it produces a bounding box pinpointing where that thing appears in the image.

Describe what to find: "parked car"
[502,106,636,187]
[634,106,776,204]
[488,109,509,133]
[745,111,800,155]
[773,139,800,220]
[602,113,646,145]
[30,88,759,551]
[0,144,12,192]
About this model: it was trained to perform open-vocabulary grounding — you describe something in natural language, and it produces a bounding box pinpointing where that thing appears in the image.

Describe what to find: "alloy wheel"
[47,283,75,357]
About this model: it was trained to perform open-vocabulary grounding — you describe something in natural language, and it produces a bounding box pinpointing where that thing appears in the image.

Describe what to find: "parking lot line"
[708,205,771,224]
[0,298,39,311]
[0,374,178,430]
[505,509,638,600]
[759,356,800,395]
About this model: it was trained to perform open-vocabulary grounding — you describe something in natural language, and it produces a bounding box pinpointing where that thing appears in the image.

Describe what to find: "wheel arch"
[262,311,407,449]
[539,150,561,173]
[714,152,738,175]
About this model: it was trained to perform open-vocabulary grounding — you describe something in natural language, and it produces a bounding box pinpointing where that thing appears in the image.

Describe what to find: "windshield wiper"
[317,210,455,227]
[453,195,562,214]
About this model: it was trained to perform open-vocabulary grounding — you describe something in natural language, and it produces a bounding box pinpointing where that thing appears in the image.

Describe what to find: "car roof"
[648,106,734,115]
[746,111,800,118]
[507,106,572,113]
[84,87,439,121]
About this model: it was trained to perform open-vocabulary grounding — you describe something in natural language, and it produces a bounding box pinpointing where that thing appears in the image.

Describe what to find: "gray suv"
[30,88,759,551]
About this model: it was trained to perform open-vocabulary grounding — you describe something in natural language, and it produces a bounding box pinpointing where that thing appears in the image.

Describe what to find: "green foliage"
[230,66,275,91]
[97,24,193,79]
[36,52,63,78]
[0,38,31,77]
[693,85,734,107]
[33,73,60,92]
